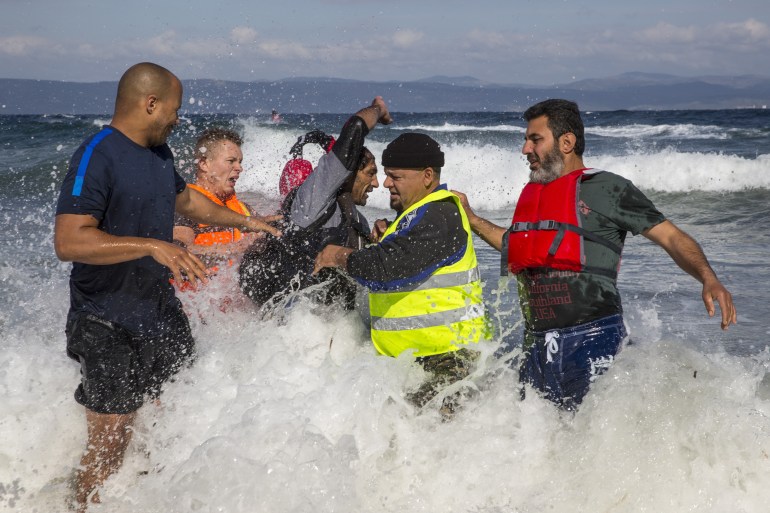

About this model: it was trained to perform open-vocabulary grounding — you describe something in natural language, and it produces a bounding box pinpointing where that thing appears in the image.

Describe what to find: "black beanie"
[381,133,444,169]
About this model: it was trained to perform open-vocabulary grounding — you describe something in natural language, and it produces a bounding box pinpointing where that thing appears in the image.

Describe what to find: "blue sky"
[1,0,768,84]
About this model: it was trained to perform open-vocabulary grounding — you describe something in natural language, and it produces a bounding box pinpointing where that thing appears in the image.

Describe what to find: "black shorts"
[66,304,195,414]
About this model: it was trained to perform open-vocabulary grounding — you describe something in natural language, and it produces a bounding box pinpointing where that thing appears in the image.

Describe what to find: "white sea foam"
[587,123,733,139]
[2,111,767,512]
[398,123,525,133]
[231,118,769,214]
[592,150,770,193]
[234,121,396,208]
[3,265,770,512]
[2,143,768,511]
[377,121,757,140]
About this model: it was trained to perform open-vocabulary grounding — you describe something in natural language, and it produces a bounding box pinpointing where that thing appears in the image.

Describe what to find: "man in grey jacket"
[239,97,391,307]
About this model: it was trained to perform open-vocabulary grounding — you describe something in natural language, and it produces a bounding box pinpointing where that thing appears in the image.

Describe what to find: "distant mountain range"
[1,72,768,114]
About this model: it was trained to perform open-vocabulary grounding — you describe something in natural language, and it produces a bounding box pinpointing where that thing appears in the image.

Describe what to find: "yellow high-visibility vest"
[369,188,490,357]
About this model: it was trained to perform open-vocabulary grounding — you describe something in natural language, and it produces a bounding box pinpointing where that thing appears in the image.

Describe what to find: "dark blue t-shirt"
[56,126,187,335]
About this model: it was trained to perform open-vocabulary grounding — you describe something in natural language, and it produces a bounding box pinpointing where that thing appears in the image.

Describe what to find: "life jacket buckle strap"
[548,226,566,256]
[538,220,559,230]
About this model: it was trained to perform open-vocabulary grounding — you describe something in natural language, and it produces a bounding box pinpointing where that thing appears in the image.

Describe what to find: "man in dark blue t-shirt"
[57,129,187,333]
[54,62,279,511]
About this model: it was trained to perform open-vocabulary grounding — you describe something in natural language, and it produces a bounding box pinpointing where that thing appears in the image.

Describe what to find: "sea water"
[1,109,769,512]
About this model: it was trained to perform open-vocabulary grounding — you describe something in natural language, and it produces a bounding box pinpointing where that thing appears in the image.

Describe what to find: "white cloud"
[635,22,697,44]
[0,35,47,56]
[301,41,382,63]
[715,18,770,44]
[466,29,514,49]
[742,18,770,40]
[392,29,423,49]
[74,43,103,59]
[120,30,231,59]
[231,26,258,45]
[258,40,313,60]
[630,18,770,51]
[3,14,767,85]
[143,30,179,56]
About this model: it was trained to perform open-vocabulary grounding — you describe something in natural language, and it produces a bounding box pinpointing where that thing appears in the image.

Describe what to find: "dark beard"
[529,145,563,184]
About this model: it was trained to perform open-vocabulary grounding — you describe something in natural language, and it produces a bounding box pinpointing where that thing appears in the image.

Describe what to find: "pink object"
[279,158,314,197]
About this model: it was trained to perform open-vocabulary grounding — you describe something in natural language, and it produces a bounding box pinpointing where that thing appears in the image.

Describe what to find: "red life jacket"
[504,169,621,278]
[187,184,250,246]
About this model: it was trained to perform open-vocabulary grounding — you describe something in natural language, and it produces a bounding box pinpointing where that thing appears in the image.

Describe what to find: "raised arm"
[292,97,391,229]
[643,220,737,330]
[331,96,392,172]
[452,190,507,252]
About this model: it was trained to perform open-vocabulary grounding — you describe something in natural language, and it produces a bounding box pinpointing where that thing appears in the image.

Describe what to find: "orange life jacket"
[188,184,250,246]
[504,169,621,278]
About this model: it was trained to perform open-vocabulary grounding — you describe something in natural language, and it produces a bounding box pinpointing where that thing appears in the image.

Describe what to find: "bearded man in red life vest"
[453,99,737,410]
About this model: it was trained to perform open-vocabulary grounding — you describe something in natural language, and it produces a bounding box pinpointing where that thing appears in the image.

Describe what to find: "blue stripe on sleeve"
[354,244,466,292]
[354,192,468,291]
[72,127,113,197]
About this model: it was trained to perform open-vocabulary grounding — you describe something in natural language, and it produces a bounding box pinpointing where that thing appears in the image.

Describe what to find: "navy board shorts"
[65,302,195,415]
[519,314,627,410]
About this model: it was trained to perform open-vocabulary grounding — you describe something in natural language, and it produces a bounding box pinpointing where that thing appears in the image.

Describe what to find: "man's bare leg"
[74,409,136,512]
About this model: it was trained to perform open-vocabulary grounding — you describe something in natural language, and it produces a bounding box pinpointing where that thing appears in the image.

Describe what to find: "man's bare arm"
[644,220,737,330]
[452,190,506,252]
[54,213,209,287]
[175,186,281,237]
[172,225,263,261]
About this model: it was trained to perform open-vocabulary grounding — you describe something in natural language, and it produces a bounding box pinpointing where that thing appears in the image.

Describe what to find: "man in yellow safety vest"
[314,133,490,417]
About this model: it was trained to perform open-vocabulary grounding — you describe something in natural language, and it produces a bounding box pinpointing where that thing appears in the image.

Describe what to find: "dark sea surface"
[1,109,769,512]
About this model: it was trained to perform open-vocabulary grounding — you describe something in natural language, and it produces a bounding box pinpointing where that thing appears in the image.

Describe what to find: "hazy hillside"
[1,73,768,114]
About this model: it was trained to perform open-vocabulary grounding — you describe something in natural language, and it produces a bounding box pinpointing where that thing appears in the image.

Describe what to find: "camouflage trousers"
[406,347,480,419]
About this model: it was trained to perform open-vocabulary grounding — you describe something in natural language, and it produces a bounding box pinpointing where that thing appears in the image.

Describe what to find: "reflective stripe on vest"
[188,184,249,246]
[389,266,481,293]
[369,189,489,358]
[372,302,487,332]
